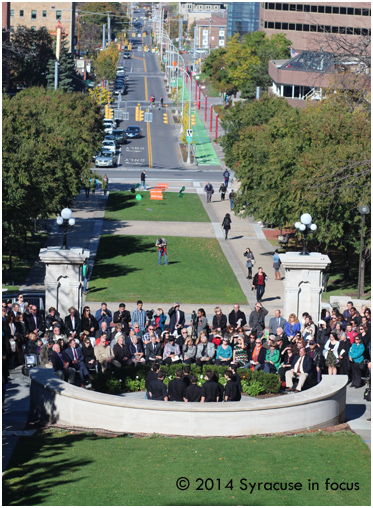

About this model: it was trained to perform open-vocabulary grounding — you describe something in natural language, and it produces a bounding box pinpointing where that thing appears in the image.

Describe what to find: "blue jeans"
[256,284,265,302]
[141,181,146,190]
[158,251,168,265]
[229,198,234,210]
[83,277,88,293]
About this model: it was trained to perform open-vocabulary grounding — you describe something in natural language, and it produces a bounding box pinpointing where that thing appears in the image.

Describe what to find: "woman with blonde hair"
[183,336,197,364]
[284,313,300,340]
[195,330,207,346]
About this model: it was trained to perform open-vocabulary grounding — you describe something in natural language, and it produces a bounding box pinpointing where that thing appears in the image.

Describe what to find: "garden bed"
[179,143,195,164]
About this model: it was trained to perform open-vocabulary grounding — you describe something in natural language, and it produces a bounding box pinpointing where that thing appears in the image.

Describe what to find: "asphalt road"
[94,23,225,183]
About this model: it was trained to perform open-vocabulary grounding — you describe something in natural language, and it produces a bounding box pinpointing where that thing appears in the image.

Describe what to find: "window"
[290,4,296,11]
[268,21,274,29]
[325,6,331,14]
[303,24,309,32]
[355,8,361,16]
[340,7,346,15]
[31,26,36,31]
[206,5,211,10]
[283,86,292,98]
[289,23,295,30]
[318,6,325,13]
[296,23,302,31]
[275,3,281,10]
[362,9,370,16]
[31,10,37,19]
[42,26,47,31]
[310,25,317,32]
[282,22,288,30]
[282,3,289,10]
[56,10,62,20]
[10,25,14,32]
[354,27,361,35]
[311,5,317,13]
[296,4,303,11]
[347,26,353,35]
[347,8,354,15]
[268,3,275,9]
[20,10,24,17]
[339,26,346,34]
[10,9,14,17]
[303,4,310,12]
[362,28,369,36]
[332,7,339,14]
[332,26,339,34]
[275,22,281,29]
[43,10,47,17]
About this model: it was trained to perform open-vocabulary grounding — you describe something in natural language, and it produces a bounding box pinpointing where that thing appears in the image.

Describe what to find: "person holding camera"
[155,237,168,265]
[94,303,112,328]
[113,303,131,335]
[168,302,185,334]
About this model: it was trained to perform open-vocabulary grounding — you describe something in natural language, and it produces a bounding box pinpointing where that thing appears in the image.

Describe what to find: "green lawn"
[86,235,247,304]
[104,191,210,222]
[3,430,370,506]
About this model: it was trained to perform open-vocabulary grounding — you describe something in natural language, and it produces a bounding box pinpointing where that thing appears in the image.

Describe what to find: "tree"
[77,2,129,39]
[6,26,54,88]
[93,43,119,82]
[88,85,113,105]
[188,21,196,41]
[46,35,83,92]
[2,88,104,266]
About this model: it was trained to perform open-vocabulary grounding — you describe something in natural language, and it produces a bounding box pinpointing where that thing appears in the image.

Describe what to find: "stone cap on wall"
[39,247,90,264]
[279,252,331,270]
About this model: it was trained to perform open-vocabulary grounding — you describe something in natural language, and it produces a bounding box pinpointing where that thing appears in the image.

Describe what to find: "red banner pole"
[210,105,213,133]
[204,95,207,122]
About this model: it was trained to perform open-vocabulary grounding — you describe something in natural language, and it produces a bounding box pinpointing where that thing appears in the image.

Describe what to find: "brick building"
[9,2,76,51]
[196,16,228,50]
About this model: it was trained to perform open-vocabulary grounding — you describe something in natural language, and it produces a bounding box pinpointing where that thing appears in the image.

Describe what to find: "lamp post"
[56,208,76,250]
[294,213,317,256]
[357,204,370,299]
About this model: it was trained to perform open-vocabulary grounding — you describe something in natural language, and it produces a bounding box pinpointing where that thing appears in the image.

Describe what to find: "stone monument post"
[279,252,331,322]
[39,247,90,318]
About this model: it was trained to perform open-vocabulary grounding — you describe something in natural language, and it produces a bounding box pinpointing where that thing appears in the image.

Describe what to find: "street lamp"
[295,213,317,256]
[56,207,75,250]
[357,204,370,299]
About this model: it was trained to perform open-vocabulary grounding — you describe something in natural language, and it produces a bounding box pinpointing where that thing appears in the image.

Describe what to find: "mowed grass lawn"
[3,430,370,506]
[86,235,247,304]
[104,191,210,222]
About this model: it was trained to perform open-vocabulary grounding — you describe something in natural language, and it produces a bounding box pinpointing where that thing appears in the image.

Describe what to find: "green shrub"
[246,381,265,397]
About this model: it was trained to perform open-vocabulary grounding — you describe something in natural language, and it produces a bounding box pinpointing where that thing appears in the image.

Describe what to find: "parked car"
[103,123,113,134]
[113,85,126,95]
[125,125,142,138]
[112,129,127,145]
[95,150,117,168]
[195,48,209,54]
[104,135,121,147]
[116,66,125,75]
[101,139,116,153]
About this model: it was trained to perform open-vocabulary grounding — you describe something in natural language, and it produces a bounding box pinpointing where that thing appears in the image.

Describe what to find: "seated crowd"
[2,296,371,396]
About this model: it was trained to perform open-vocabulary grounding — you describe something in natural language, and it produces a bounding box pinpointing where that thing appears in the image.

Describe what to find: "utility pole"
[193,22,197,72]
[107,13,111,45]
[178,2,182,52]
[102,23,106,48]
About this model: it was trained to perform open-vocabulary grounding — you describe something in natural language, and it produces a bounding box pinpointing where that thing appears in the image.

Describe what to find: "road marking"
[133,55,152,168]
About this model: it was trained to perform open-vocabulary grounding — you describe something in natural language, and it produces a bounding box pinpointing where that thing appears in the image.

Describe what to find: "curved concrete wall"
[30,370,347,436]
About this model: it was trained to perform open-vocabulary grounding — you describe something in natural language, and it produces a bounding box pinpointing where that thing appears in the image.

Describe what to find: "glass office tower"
[227,2,260,38]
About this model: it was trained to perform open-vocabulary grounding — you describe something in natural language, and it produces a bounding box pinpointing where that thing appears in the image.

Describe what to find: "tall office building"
[227,2,260,38]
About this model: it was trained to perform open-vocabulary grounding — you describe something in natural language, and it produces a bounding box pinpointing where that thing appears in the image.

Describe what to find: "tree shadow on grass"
[105,192,139,213]
[2,431,113,506]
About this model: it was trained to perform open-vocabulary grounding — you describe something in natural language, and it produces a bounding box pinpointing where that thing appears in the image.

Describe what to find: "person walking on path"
[243,248,255,279]
[219,182,227,201]
[228,189,235,210]
[82,260,90,295]
[204,182,214,203]
[252,267,268,303]
[273,249,281,280]
[102,174,109,196]
[140,170,146,190]
[155,237,168,265]
[223,169,230,187]
[159,96,163,109]
[222,213,232,240]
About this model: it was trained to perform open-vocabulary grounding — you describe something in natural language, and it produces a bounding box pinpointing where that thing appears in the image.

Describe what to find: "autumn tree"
[93,42,119,82]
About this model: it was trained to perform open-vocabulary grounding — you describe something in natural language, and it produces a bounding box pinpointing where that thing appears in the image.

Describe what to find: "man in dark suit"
[168,369,186,401]
[145,335,163,363]
[50,343,75,383]
[228,304,246,330]
[64,307,81,338]
[148,371,168,401]
[168,302,185,334]
[113,303,132,335]
[269,309,286,335]
[25,305,44,336]
[184,375,202,402]
[200,370,219,402]
[64,338,91,388]
[145,363,161,398]
[285,347,313,392]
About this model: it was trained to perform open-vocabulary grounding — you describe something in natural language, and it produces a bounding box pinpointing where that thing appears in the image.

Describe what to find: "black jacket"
[113,310,131,334]
[64,314,81,335]
[249,308,268,334]
[228,310,247,328]
[81,314,98,334]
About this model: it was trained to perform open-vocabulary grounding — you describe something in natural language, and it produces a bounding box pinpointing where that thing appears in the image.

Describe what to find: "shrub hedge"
[90,363,281,396]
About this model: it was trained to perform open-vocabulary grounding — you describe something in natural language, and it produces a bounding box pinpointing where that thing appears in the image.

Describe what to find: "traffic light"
[143,32,146,37]
[139,109,144,121]
[108,108,113,119]
[191,114,196,126]
[105,104,109,118]
[128,43,132,50]
[163,112,168,124]
[135,106,140,121]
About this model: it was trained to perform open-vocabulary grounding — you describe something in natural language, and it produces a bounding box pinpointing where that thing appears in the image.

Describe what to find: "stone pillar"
[39,247,90,318]
[279,252,331,322]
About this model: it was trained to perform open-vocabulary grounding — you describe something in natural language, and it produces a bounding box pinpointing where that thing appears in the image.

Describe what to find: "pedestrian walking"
[140,170,146,190]
[155,237,168,265]
[222,213,231,240]
[223,169,230,187]
[252,267,268,303]
[82,260,90,295]
[273,249,281,280]
[219,182,227,201]
[160,96,164,109]
[204,182,214,203]
[228,190,235,210]
[243,248,255,279]
[102,174,109,196]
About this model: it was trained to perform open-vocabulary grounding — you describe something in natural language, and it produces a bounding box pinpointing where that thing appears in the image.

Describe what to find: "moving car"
[112,129,127,145]
[195,48,209,54]
[116,66,125,75]
[123,52,131,59]
[104,134,121,147]
[113,84,126,95]
[95,150,117,168]
[125,125,142,138]
[101,139,116,153]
